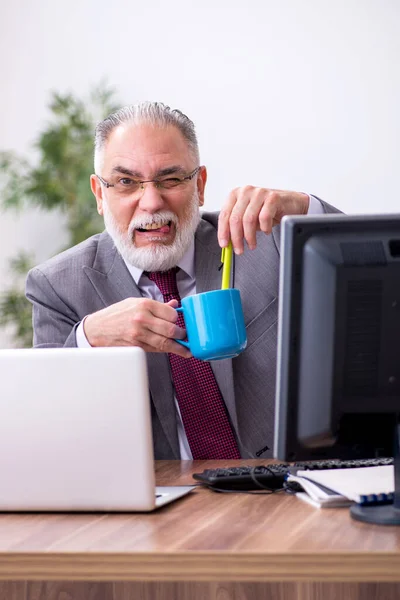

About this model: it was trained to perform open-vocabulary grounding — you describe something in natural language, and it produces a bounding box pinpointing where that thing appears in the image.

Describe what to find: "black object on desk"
[193,457,394,492]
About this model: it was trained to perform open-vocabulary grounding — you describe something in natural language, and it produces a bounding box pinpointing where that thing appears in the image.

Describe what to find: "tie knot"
[145,268,180,302]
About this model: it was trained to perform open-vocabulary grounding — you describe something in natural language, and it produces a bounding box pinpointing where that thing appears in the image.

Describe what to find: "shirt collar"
[122,240,196,286]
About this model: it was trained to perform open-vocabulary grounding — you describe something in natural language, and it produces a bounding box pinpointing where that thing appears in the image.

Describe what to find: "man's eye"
[120,178,136,186]
[161,178,182,189]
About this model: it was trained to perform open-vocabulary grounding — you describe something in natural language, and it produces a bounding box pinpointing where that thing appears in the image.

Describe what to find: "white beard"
[102,193,201,272]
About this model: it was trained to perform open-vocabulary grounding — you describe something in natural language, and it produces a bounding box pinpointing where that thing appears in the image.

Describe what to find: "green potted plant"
[0,84,119,347]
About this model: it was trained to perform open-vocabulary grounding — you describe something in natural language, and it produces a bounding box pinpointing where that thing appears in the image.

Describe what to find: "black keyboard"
[192,457,394,492]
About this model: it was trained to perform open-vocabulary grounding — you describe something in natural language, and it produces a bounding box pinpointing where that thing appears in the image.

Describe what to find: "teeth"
[141,222,169,230]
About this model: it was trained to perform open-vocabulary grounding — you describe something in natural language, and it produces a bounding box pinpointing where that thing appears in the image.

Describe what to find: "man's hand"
[83,297,192,358]
[218,187,309,254]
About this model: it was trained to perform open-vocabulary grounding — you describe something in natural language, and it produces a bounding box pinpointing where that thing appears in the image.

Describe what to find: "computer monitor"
[274,213,400,525]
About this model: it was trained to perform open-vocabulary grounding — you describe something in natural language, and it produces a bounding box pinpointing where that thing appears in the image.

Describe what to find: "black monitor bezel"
[274,213,400,462]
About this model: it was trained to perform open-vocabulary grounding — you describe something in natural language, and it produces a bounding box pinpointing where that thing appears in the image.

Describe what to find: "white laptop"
[0,346,193,511]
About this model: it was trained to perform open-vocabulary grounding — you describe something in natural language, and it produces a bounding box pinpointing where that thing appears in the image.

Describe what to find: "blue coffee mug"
[174,289,247,361]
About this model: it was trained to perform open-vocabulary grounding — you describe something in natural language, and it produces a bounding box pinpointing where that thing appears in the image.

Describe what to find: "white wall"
[1,0,399,346]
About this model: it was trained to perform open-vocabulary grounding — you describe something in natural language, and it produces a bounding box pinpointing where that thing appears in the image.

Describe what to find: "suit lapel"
[194,221,240,436]
[82,232,141,305]
[82,231,179,458]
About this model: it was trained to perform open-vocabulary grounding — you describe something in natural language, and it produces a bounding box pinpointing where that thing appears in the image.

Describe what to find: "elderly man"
[26,102,339,460]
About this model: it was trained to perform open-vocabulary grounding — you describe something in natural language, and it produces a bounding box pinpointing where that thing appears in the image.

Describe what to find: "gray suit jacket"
[26,203,339,460]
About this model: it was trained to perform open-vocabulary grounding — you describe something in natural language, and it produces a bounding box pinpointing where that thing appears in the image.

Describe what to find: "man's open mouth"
[136,221,172,233]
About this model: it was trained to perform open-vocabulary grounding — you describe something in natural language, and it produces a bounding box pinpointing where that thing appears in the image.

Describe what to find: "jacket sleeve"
[313,196,343,215]
[271,196,342,255]
[25,267,80,348]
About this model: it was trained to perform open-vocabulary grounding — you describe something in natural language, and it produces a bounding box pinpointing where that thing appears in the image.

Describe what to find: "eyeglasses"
[96,166,201,199]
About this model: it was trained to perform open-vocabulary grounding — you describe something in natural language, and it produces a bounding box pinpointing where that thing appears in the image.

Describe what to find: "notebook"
[288,466,394,509]
[0,347,193,511]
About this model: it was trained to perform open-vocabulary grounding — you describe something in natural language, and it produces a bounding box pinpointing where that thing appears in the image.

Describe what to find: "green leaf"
[0,82,120,347]
[9,251,35,275]
[0,289,33,348]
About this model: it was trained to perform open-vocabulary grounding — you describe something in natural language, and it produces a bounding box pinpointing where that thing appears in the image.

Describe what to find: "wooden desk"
[0,460,400,600]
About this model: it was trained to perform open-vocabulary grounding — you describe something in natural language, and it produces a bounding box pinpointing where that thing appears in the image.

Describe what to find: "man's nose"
[137,182,165,213]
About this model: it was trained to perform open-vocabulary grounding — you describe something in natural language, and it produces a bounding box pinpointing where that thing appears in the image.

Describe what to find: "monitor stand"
[350,420,400,525]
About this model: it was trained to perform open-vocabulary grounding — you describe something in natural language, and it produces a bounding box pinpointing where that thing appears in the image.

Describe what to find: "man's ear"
[90,174,104,216]
[196,166,207,207]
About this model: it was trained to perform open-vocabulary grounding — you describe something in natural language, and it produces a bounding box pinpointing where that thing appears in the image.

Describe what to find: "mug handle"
[174,307,191,349]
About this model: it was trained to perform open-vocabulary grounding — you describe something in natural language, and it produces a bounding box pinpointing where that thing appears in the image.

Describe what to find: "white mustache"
[129,211,178,232]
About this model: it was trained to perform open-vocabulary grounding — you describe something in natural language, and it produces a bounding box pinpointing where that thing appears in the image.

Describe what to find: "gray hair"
[94,101,199,173]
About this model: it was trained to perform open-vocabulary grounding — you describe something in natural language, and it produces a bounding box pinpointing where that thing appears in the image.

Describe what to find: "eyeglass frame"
[96,166,202,193]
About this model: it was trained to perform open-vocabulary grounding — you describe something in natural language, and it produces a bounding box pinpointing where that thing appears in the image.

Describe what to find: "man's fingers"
[168,340,193,358]
[166,299,179,308]
[242,189,270,249]
[131,307,184,341]
[135,330,192,358]
[218,188,240,247]
[241,207,259,250]
[226,187,252,254]
[219,186,273,254]
[128,299,191,356]
[258,192,279,234]
[148,298,179,322]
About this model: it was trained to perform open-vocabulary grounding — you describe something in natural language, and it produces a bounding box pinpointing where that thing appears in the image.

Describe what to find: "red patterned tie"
[146,268,241,459]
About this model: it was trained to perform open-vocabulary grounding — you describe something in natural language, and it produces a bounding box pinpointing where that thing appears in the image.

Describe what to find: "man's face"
[90,123,206,271]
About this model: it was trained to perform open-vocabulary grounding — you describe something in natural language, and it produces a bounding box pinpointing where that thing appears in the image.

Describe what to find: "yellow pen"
[220,240,233,290]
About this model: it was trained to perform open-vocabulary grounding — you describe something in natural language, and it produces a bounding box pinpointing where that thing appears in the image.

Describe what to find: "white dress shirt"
[76,195,324,458]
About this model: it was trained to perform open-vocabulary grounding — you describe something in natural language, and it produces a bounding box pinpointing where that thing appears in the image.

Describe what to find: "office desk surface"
[0,459,399,585]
